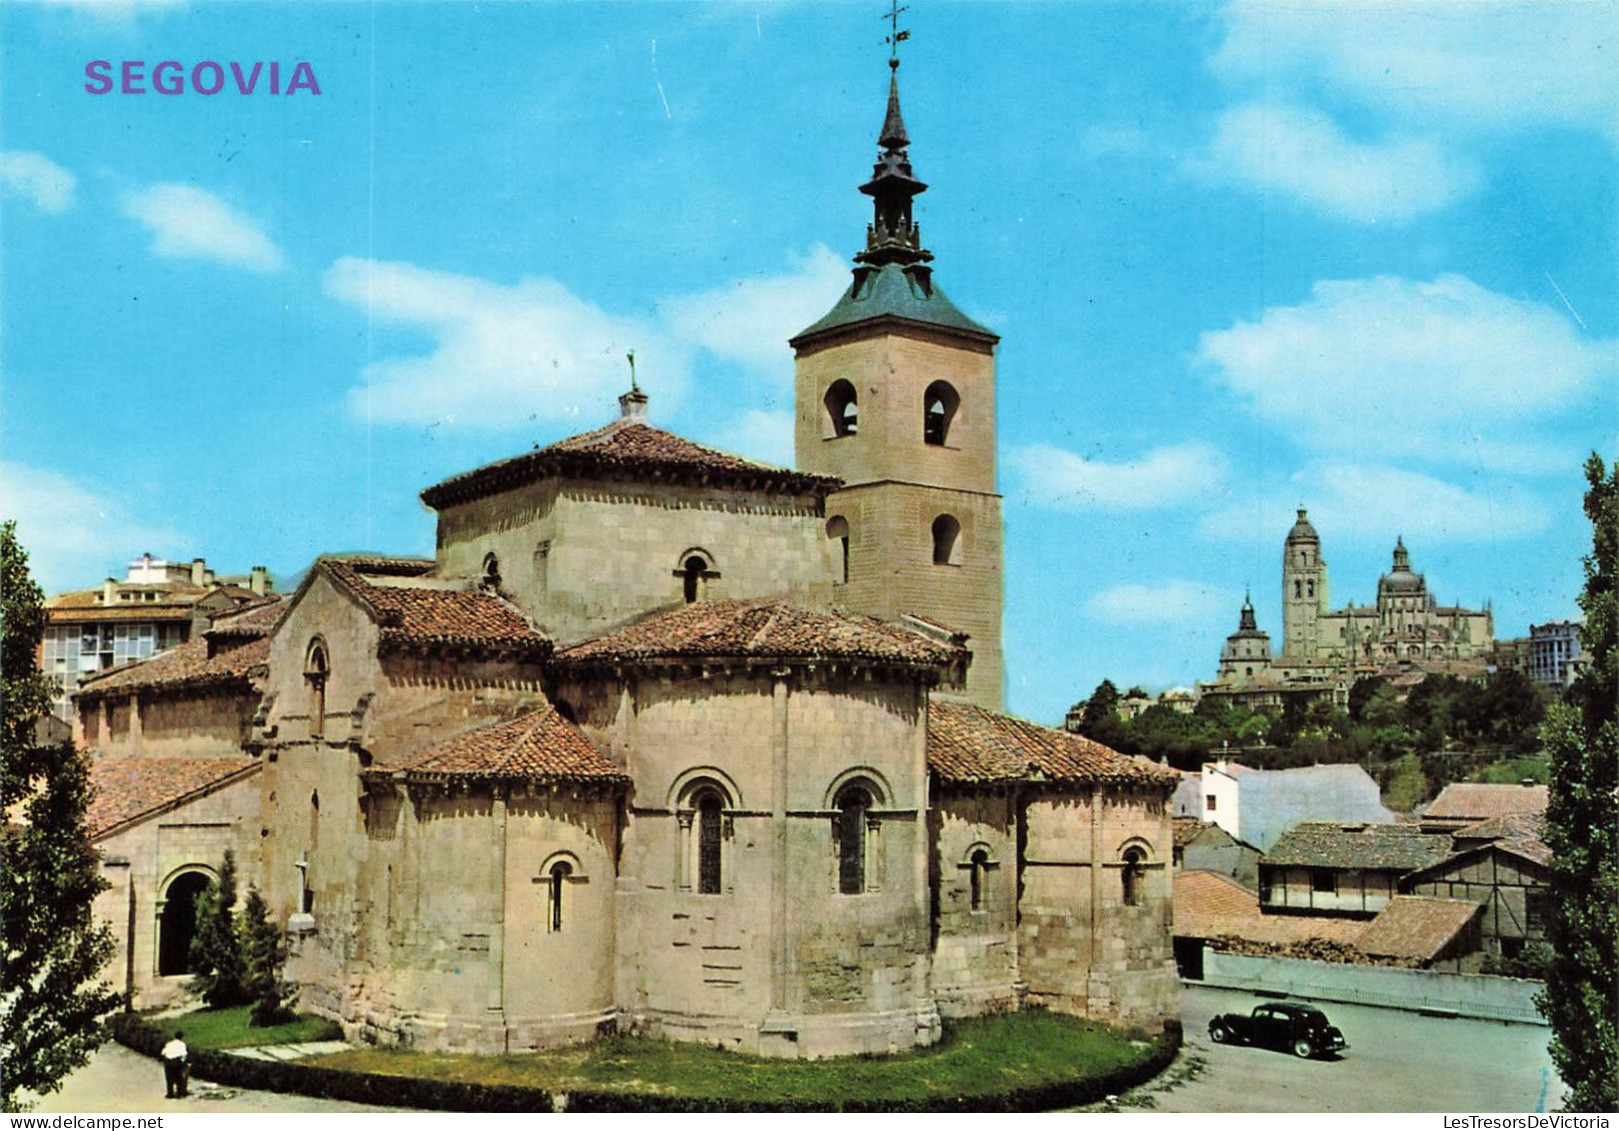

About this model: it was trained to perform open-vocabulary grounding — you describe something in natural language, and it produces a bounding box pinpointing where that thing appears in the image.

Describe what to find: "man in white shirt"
[161,1030,188,1098]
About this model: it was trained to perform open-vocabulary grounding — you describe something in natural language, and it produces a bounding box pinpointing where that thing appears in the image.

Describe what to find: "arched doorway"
[158,870,212,976]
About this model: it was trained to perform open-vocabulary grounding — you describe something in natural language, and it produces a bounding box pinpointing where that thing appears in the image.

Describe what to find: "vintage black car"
[1208,1001,1348,1058]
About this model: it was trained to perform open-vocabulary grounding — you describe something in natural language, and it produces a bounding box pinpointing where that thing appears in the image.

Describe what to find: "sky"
[1,0,1614,725]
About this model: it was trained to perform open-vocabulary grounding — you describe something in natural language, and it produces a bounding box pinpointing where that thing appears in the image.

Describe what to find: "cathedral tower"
[1281,508,1328,660]
[790,57,1004,709]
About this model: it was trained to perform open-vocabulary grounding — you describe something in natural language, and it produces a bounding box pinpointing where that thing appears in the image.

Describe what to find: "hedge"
[111,1012,1181,1113]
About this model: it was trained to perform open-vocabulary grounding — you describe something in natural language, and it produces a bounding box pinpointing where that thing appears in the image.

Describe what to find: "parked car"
[1208,1001,1348,1058]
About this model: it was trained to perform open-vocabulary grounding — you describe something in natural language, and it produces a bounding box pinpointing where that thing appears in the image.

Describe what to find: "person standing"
[161,1031,188,1098]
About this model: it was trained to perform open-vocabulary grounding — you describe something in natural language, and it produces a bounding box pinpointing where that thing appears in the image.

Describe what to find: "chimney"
[102,578,116,605]
[618,385,648,421]
[191,558,207,586]
[250,566,269,595]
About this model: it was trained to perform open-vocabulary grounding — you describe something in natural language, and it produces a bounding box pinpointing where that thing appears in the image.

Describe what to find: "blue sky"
[2,1,1614,724]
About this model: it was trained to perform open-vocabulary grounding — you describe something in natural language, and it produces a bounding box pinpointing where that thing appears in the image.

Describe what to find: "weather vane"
[626,349,639,393]
[883,0,910,69]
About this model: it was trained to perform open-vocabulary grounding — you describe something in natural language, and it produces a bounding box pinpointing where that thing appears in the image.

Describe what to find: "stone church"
[75,62,1178,1058]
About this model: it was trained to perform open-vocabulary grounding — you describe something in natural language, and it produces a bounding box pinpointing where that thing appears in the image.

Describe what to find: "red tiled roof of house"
[1173,870,1366,947]
[419,418,839,509]
[1423,783,1549,822]
[75,636,271,701]
[1174,815,1215,849]
[370,704,627,784]
[928,699,1179,788]
[324,562,550,657]
[327,554,435,577]
[88,756,260,838]
[1354,895,1482,961]
[553,599,960,670]
[46,604,198,624]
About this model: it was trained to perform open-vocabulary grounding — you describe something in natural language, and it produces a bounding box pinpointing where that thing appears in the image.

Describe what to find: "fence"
[1196,951,1545,1024]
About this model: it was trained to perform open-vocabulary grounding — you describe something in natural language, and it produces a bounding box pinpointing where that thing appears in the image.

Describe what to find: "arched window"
[836,784,871,895]
[548,860,571,931]
[1293,580,1302,599]
[304,639,329,738]
[1306,580,1315,599]
[674,549,716,604]
[932,514,962,566]
[1122,845,1147,908]
[696,790,724,895]
[482,552,502,590]
[923,380,959,446]
[824,380,858,438]
[969,848,990,911]
[826,516,850,585]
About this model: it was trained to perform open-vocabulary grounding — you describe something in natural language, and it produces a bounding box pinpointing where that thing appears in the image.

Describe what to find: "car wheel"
[1209,1024,1228,1044]
[1292,1039,1314,1058]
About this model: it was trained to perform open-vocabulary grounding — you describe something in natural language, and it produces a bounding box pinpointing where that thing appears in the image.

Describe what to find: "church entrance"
[157,871,212,976]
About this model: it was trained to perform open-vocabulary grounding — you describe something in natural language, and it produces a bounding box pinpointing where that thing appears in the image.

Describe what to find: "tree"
[241,885,294,1026]
[1075,679,1127,751]
[0,522,120,1110]
[189,850,248,1008]
[1537,454,1618,1112]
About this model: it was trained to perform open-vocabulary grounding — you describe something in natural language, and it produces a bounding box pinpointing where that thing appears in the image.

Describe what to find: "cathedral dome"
[1285,508,1320,544]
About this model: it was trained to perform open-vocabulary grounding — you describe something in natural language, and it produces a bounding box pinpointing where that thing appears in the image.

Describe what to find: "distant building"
[43,554,271,722]
[1259,822,1452,919]
[1402,812,1550,959]
[1528,619,1584,690]
[1171,817,1260,890]
[1196,759,1393,853]
[1201,511,1493,707]
[1419,782,1548,835]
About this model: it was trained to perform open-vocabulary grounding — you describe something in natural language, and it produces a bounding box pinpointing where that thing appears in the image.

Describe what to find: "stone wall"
[92,773,260,1008]
[929,788,1019,1017]
[433,477,835,646]
[85,690,257,757]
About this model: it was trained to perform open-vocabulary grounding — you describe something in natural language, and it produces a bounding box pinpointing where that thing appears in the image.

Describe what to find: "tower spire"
[857,1,931,273]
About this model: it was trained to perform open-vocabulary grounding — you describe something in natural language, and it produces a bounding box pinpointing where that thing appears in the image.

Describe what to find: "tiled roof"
[324,562,550,657]
[370,705,627,784]
[1423,783,1549,822]
[76,636,270,700]
[1264,822,1453,872]
[927,699,1180,788]
[46,604,198,624]
[1453,810,1545,844]
[326,554,435,577]
[554,599,959,670]
[421,417,839,509]
[204,596,287,640]
[1354,896,1482,961]
[1173,870,1366,947]
[88,756,260,838]
[1174,816,1223,849]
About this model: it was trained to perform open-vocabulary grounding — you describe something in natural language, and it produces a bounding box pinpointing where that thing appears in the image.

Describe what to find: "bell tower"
[790,47,1004,709]
[1281,508,1329,661]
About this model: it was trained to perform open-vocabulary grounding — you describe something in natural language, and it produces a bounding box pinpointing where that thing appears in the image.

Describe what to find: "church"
[76,58,1178,1059]
[1206,508,1494,710]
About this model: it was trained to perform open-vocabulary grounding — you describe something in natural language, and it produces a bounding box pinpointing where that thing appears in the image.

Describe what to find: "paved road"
[1121,984,1563,1113]
[28,1041,408,1114]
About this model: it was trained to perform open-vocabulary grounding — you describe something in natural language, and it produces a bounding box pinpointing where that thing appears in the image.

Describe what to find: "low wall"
[1197,952,1544,1024]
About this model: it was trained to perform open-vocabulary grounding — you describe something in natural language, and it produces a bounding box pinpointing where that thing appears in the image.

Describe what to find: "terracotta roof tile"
[928,699,1179,788]
[88,756,260,838]
[204,596,287,640]
[1354,896,1482,961]
[1423,783,1549,822]
[324,562,550,656]
[76,636,270,700]
[420,418,839,509]
[1264,822,1452,872]
[1174,816,1216,849]
[1173,870,1366,947]
[553,599,959,669]
[371,704,627,784]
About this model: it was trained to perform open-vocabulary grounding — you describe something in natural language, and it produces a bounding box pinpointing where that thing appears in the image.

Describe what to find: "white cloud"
[1194,102,1480,223]
[327,257,681,430]
[0,150,76,214]
[657,245,850,370]
[0,462,182,594]
[1008,441,1228,510]
[1200,463,1550,546]
[1197,274,1615,469]
[1213,0,1619,140]
[1085,580,1231,627]
[697,408,794,467]
[121,183,284,273]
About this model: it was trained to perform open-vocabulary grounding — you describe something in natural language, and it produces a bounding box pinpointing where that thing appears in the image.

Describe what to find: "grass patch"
[165,1005,343,1051]
[1471,754,1550,786]
[312,1011,1156,1106]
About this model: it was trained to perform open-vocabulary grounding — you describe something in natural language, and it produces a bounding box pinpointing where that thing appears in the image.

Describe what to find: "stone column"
[769,670,791,1014]
[488,786,508,1033]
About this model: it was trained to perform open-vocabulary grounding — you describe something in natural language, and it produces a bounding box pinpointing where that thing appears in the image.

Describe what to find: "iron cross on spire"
[883,0,911,69]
